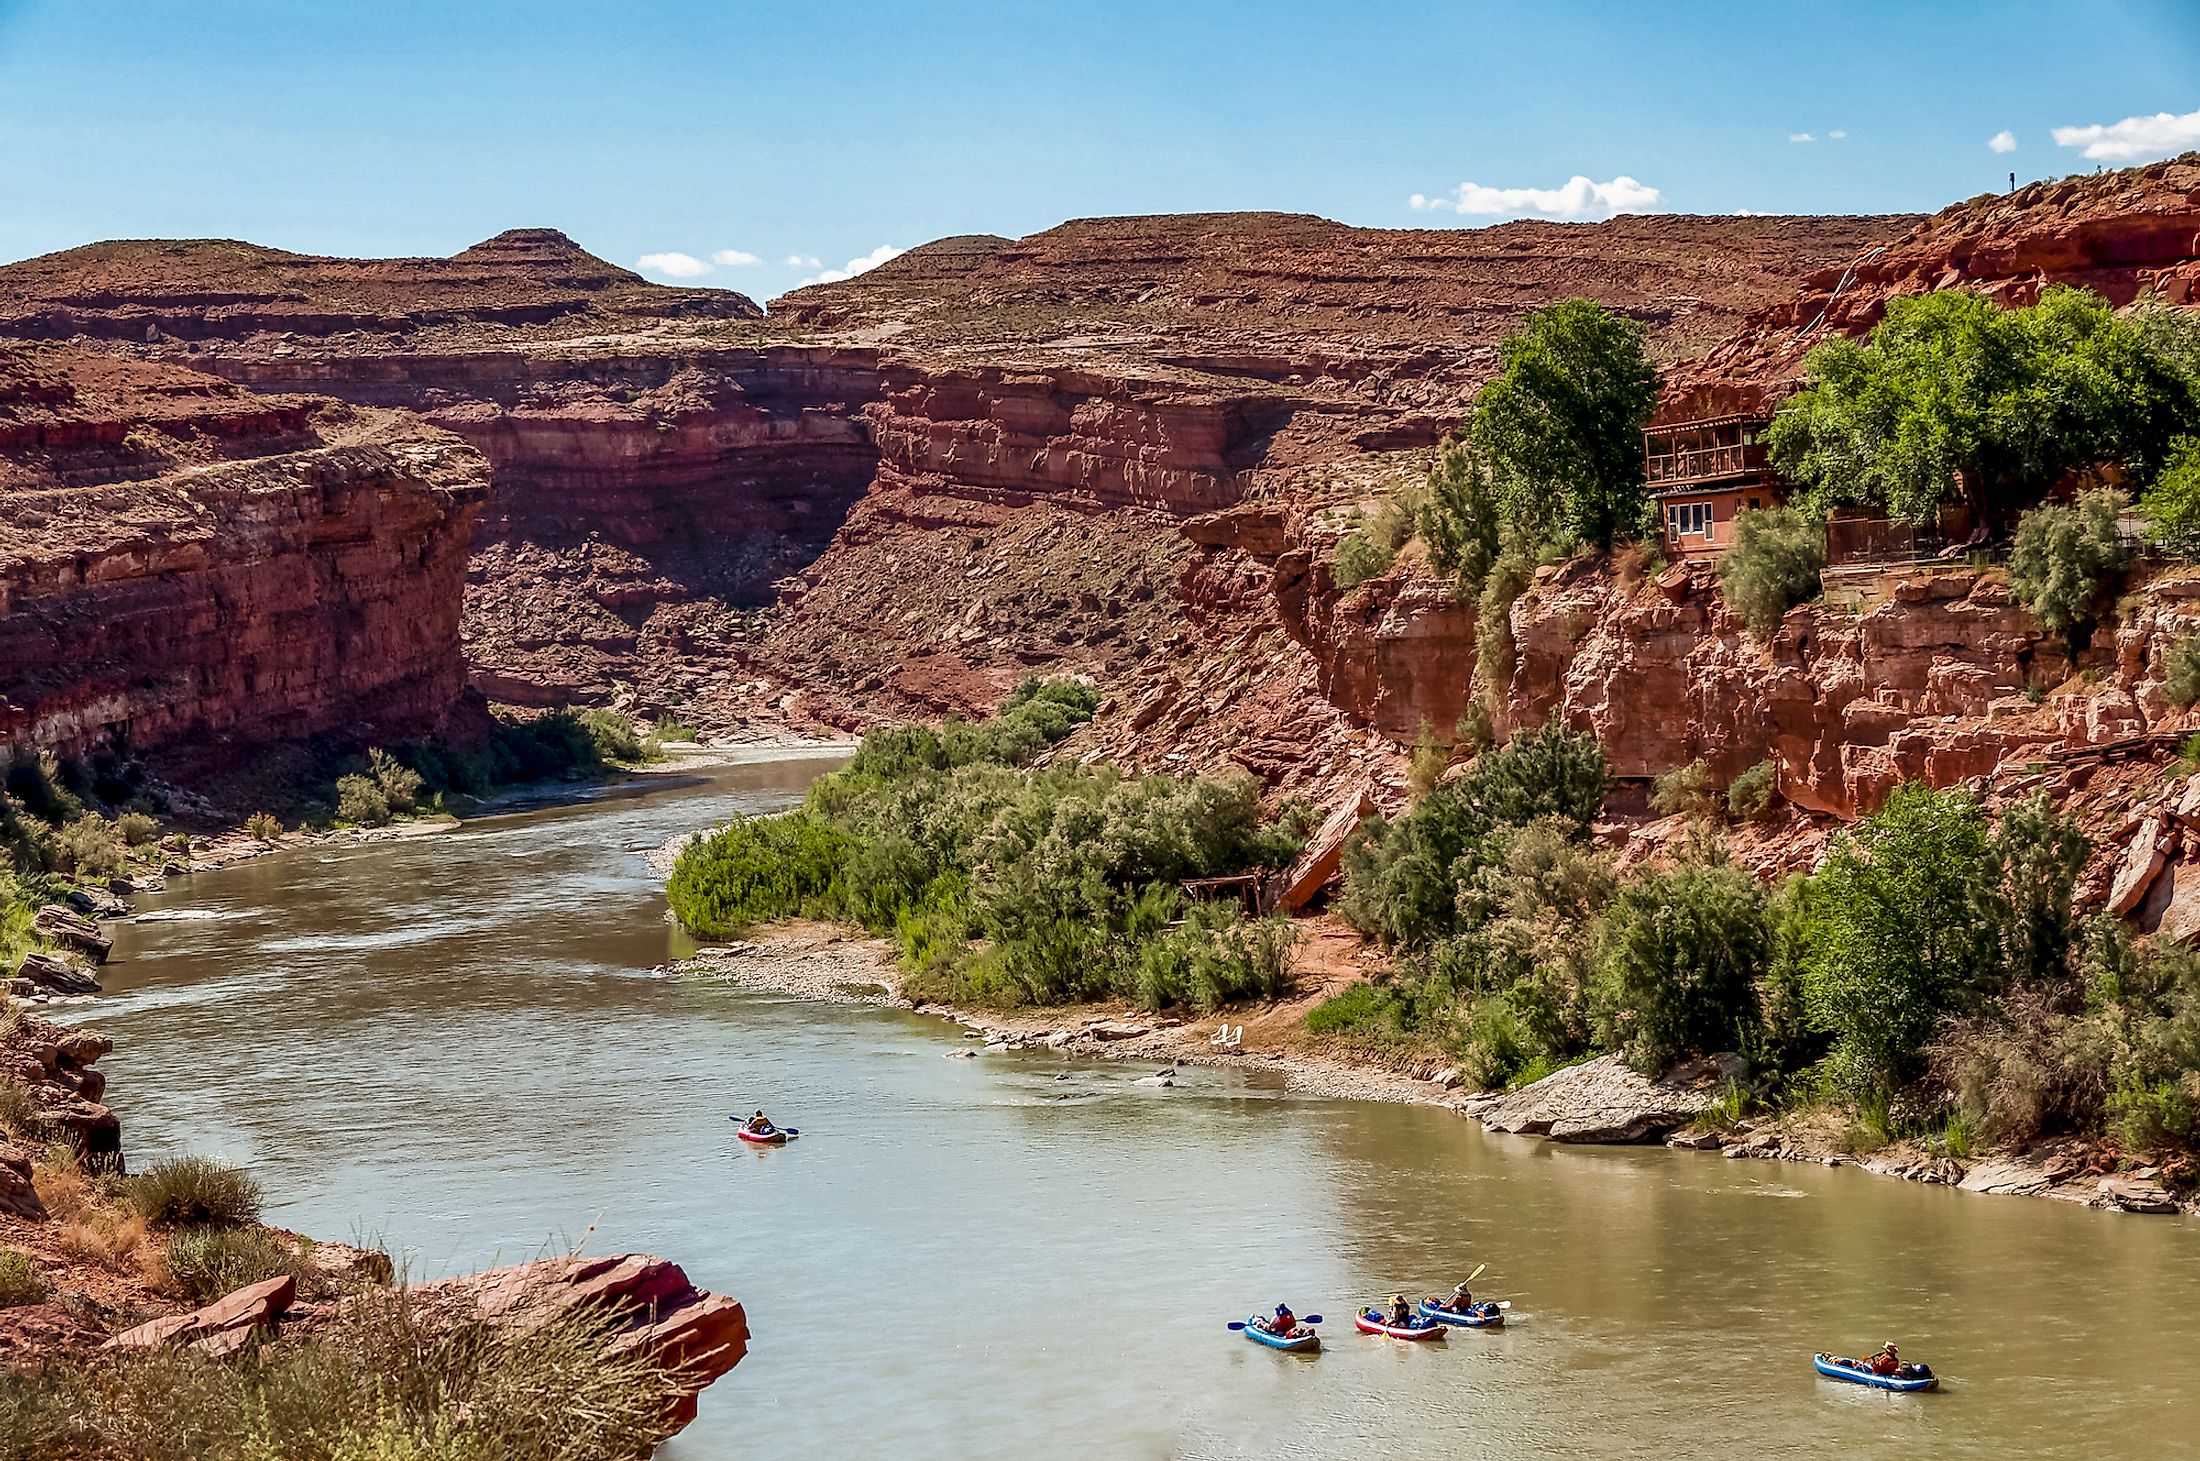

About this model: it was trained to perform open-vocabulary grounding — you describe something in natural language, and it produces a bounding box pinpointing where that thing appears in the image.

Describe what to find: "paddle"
[1227,1314,1323,1330]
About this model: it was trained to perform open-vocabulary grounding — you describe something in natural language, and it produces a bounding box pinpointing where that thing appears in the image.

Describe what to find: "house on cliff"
[1645,414,1780,560]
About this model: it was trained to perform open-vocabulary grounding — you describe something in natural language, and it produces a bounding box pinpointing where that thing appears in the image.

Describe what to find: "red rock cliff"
[0,349,488,768]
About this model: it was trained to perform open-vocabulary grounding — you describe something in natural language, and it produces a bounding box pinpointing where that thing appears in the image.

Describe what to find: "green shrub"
[1594,854,1770,1074]
[164,1226,307,1304]
[0,1250,47,1309]
[2009,488,2132,661]
[3,752,81,826]
[2164,633,2200,709]
[1132,905,1297,1012]
[1340,722,1608,949]
[126,1156,263,1228]
[666,811,852,938]
[1726,759,1778,819]
[1471,549,1533,718]
[334,775,391,828]
[1420,437,1501,591]
[653,716,701,744]
[1650,759,1718,819]
[245,812,284,842]
[1305,982,1391,1038]
[1332,530,1394,588]
[56,815,123,877]
[115,811,160,848]
[573,708,648,764]
[2109,1078,2198,1151]
[2141,435,2200,556]
[1718,506,1825,638]
[366,749,425,815]
[1801,784,2007,1100]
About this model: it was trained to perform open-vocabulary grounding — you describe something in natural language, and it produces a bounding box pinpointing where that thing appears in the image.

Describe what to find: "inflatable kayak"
[1355,1310,1445,1340]
[1419,1298,1504,1328]
[1241,1318,1320,1353]
[734,1125,794,1145]
[1813,1354,1937,1392]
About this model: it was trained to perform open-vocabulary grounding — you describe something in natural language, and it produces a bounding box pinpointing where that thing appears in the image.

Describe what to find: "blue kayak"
[1419,1298,1504,1328]
[1813,1354,1937,1391]
[1242,1318,1320,1352]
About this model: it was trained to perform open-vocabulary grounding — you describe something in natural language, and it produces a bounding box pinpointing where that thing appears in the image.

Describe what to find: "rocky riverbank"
[667,921,2199,1219]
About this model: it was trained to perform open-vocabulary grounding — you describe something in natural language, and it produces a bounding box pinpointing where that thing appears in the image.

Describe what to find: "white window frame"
[1665,501,1714,541]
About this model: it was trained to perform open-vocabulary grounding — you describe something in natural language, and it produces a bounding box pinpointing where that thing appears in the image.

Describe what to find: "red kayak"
[1355,1309,1446,1340]
[733,1122,796,1144]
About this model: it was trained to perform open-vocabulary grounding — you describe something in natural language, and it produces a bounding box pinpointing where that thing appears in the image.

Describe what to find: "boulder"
[1473,1055,1711,1143]
[2107,815,2168,918]
[107,1274,297,1357]
[2098,1175,2179,1214]
[1084,1019,1152,1041]
[13,952,98,996]
[61,886,130,919]
[31,906,110,964]
[405,1254,748,1439]
[0,1142,44,1219]
[1957,1158,2050,1197]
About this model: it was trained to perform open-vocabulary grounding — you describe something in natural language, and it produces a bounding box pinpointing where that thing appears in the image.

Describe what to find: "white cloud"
[786,254,821,268]
[2051,105,2200,162]
[636,251,711,279]
[1827,129,1848,141]
[1988,129,2018,154]
[1788,132,1815,143]
[795,244,907,287]
[1409,174,1665,221]
[710,248,762,267]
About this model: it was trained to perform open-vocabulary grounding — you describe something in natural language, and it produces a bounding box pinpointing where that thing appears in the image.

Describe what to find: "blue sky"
[2,1,2196,304]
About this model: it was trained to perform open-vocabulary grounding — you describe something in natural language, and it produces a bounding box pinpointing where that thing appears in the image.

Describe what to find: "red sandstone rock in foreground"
[107,1273,297,1358]
[408,1254,750,1437]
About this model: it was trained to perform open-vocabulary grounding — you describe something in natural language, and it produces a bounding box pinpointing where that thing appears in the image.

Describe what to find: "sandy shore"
[663,922,1458,1106]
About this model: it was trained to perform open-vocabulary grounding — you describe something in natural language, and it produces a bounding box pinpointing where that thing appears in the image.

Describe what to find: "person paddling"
[1385,1293,1415,1327]
[1868,1342,1902,1376]
[1443,1280,1475,1312]
[742,1110,774,1135]
[1264,1303,1299,1337]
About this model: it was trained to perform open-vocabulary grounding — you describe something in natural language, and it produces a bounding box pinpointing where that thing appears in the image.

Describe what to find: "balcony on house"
[1645,414,1780,559]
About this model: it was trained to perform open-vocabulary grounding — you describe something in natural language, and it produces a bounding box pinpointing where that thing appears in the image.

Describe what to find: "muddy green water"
[81,755,2199,1459]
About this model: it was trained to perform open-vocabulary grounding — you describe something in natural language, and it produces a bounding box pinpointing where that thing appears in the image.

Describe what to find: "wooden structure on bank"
[1644,415,1780,560]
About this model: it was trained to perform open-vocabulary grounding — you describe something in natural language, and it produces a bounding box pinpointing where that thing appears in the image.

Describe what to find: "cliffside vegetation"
[1768,287,2200,522]
[669,680,1311,1011]
[1318,728,2200,1159]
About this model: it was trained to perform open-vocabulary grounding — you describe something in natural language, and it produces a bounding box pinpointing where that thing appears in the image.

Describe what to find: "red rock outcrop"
[0,1005,119,1171]
[406,1253,750,1438]
[0,349,489,768]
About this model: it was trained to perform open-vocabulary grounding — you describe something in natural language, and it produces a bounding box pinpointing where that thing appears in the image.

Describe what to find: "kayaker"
[1266,1303,1297,1336]
[1868,1342,1901,1376]
[1444,1280,1474,1311]
[743,1110,773,1134]
[1385,1294,1414,1327]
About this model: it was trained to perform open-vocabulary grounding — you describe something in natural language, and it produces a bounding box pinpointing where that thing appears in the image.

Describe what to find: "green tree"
[2141,436,2200,556]
[1718,506,1826,638]
[2007,488,2132,660]
[1595,853,1770,1074]
[1471,299,1659,549]
[1992,791,2089,988]
[1420,435,1502,591]
[1802,784,2006,1098]
[1768,287,2200,522]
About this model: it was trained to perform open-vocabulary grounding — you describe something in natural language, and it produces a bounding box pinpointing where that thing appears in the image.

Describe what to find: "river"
[81,753,2200,1459]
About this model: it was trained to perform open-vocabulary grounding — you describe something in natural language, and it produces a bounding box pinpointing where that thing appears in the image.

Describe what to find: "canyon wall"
[0,350,488,769]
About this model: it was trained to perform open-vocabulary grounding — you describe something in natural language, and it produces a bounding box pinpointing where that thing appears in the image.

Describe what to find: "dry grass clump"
[0,1249,48,1308]
[124,1155,263,1228]
[0,1288,681,1461]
